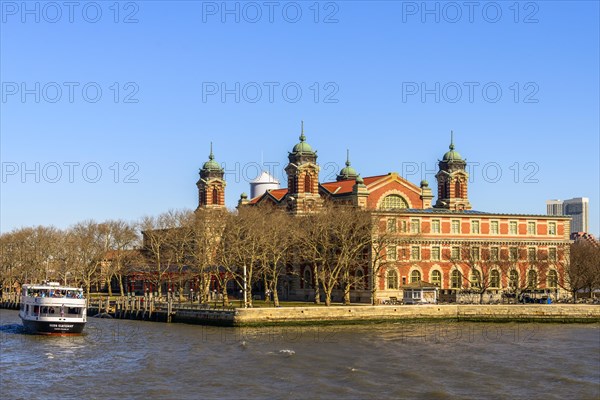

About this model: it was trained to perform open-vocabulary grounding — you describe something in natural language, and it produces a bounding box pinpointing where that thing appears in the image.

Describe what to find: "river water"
[1,309,598,399]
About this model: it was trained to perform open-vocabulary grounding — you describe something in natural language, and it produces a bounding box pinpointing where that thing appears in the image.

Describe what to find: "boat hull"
[21,317,85,335]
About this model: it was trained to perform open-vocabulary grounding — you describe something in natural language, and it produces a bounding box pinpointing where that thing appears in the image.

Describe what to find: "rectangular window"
[411,246,421,261]
[491,221,499,235]
[451,220,461,234]
[471,220,480,234]
[431,219,441,234]
[548,222,557,235]
[451,246,460,260]
[400,220,408,233]
[509,247,519,261]
[527,222,537,235]
[410,219,420,234]
[386,245,397,261]
[387,218,397,233]
[528,247,537,261]
[549,247,557,261]
[490,247,499,261]
[509,221,518,235]
[471,247,480,261]
[527,247,537,261]
[431,246,441,261]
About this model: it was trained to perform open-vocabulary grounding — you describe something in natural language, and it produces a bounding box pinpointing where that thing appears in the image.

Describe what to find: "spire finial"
[299,120,306,142]
[449,130,455,150]
[209,142,214,160]
[346,149,351,166]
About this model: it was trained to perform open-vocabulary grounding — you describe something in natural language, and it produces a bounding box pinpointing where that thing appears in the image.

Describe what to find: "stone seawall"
[232,305,600,326]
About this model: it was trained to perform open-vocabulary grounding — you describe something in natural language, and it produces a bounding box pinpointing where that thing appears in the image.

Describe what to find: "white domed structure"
[250,171,280,199]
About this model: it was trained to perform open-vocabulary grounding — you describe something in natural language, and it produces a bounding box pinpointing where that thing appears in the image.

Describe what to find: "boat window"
[33,306,40,315]
[67,307,82,316]
[26,304,29,314]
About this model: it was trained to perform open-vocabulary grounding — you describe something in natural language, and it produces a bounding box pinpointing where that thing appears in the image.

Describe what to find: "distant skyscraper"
[546,197,589,233]
[546,199,564,216]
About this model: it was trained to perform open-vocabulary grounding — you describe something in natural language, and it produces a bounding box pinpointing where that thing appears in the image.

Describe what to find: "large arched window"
[304,269,312,289]
[387,270,398,290]
[212,188,219,205]
[451,270,462,289]
[379,194,408,210]
[490,270,500,288]
[431,270,442,287]
[304,174,312,193]
[527,270,538,289]
[547,270,558,288]
[509,270,519,289]
[410,270,421,283]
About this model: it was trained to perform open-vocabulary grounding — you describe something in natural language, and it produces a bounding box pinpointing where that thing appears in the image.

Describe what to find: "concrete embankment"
[232,304,600,326]
[2,299,598,326]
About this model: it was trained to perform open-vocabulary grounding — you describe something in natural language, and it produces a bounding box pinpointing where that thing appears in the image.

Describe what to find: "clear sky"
[1,1,599,236]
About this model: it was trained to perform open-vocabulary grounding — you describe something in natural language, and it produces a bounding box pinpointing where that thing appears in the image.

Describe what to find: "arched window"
[410,270,421,283]
[387,270,398,290]
[455,180,462,198]
[547,270,558,288]
[355,269,365,290]
[490,270,500,288]
[527,270,538,289]
[212,188,219,205]
[379,194,408,210]
[471,270,481,288]
[451,270,462,289]
[304,269,312,289]
[304,174,312,193]
[431,270,442,287]
[509,270,519,289]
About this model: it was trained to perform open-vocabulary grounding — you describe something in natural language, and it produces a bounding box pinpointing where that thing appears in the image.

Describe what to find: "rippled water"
[1,309,599,399]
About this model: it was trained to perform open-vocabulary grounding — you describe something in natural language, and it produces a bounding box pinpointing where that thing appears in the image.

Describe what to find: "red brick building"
[201,125,572,303]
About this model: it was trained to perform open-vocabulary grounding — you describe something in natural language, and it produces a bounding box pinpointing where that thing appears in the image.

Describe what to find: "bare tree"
[191,208,228,303]
[258,209,296,307]
[559,242,600,302]
[69,221,105,298]
[139,212,180,298]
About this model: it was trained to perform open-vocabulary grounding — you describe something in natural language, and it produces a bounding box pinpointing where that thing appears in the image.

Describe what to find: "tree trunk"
[324,288,332,306]
[273,283,280,307]
[118,275,125,296]
[221,285,229,307]
[312,264,320,304]
[107,276,113,297]
[202,274,210,303]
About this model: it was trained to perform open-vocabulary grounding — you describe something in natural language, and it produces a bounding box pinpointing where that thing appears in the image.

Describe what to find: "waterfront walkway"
[2,293,598,327]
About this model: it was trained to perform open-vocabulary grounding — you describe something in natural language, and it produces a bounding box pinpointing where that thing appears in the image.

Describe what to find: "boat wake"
[0,323,28,335]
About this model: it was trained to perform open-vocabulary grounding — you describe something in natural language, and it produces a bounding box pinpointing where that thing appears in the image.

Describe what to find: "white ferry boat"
[19,282,87,335]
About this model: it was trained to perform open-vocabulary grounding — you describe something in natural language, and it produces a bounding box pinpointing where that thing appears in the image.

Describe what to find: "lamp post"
[190,288,194,304]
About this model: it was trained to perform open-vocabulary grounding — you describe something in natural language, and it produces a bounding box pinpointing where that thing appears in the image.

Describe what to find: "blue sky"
[1,1,599,236]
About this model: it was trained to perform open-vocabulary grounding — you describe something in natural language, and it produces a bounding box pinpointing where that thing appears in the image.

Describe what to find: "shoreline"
[2,301,598,327]
[229,304,600,327]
